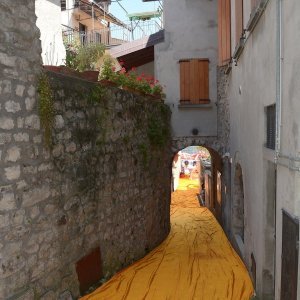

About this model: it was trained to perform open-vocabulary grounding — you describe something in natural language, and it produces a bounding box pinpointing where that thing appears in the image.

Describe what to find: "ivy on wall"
[147,104,171,148]
[37,73,54,148]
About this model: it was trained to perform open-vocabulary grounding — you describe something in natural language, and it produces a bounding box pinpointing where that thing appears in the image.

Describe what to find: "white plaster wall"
[155,0,218,138]
[61,0,73,29]
[228,1,276,296]
[35,0,66,65]
[274,1,300,298]
[228,0,300,298]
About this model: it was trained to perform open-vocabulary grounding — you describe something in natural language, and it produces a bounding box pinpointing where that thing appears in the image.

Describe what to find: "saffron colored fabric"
[81,179,254,300]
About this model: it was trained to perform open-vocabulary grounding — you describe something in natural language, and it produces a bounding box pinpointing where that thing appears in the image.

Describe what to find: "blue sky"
[110,0,160,21]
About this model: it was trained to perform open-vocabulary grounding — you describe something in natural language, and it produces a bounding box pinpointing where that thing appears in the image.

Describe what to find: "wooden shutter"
[179,59,209,104]
[235,0,243,45]
[218,0,231,66]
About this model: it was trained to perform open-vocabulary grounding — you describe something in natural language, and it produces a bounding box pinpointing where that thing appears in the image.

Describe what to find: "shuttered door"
[179,59,209,104]
[235,0,243,45]
[281,211,299,300]
[218,0,231,66]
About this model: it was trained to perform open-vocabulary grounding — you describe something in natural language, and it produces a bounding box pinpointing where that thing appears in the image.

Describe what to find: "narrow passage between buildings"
[82,179,254,300]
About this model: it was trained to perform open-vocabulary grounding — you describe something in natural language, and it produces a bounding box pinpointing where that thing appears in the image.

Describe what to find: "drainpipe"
[275,0,282,163]
[274,0,282,296]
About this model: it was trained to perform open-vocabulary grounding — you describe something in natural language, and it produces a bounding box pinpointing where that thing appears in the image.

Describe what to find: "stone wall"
[1,69,172,299]
[0,0,42,297]
[216,66,230,153]
[0,2,172,297]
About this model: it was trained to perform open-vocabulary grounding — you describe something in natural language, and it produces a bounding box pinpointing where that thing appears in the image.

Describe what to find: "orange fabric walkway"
[82,179,254,300]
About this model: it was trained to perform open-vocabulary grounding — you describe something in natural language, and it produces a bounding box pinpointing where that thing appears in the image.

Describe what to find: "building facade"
[35,0,66,65]
[219,0,300,299]
[154,0,300,298]
[35,0,126,66]
[155,0,219,139]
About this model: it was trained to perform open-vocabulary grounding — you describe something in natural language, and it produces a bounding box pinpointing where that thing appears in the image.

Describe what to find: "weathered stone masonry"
[0,2,172,299]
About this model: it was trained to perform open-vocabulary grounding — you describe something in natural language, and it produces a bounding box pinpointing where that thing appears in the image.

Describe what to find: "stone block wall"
[1,70,172,299]
[0,0,42,297]
[0,2,172,297]
[217,66,230,153]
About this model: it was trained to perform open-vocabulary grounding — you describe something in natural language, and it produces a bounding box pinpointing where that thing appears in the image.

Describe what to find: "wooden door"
[281,210,299,300]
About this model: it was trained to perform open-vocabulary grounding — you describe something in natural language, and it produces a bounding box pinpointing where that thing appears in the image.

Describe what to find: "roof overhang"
[109,30,164,69]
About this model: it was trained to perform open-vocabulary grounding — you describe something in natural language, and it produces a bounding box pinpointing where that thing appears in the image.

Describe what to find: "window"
[61,0,66,11]
[235,0,243,45]
[218,0,231,66]
[179,59,209,104]
[266,104,276,150]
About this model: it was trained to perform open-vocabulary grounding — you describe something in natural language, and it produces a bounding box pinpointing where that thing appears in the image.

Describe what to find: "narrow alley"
[81,179,254,300]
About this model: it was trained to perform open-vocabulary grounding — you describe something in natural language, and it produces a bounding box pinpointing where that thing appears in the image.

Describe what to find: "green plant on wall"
[138,143,149,167]
[147,106,171,148]
[95,109,109,148]
[88,85,107,105]
[75,43,105,71]
[87,85,110,148]
[64,37,105,72]
[37,73,54,147]
[63,36,80,69]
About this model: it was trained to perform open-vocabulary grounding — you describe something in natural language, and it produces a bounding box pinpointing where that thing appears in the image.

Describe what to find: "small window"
[61,0,66,11]
[266,104,276,150]
[235,0,243,45]
[179,59,209,104]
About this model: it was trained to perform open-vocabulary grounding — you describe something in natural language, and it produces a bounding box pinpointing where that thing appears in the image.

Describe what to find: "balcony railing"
[62,20,162,47]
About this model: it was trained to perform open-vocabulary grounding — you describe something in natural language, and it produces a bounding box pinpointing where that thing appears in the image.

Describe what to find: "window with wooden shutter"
[179,59,209,104]
[235,0,243,45]
[218,0,231,66]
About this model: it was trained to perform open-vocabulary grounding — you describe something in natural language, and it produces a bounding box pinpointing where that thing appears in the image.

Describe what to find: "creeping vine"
[37,72,54,148]
[147,106,171,148]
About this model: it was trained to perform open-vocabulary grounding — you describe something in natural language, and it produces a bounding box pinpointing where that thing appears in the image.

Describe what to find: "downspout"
[275,0,282,163]
[274,0,282,296]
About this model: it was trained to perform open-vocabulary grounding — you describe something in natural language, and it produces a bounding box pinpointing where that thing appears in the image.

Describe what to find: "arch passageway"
[82,178,253,299]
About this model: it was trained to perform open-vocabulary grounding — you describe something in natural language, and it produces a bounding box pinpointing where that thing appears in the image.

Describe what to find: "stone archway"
[232,163,245,243]
[171,136,225,158]
[171,137,225,223]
